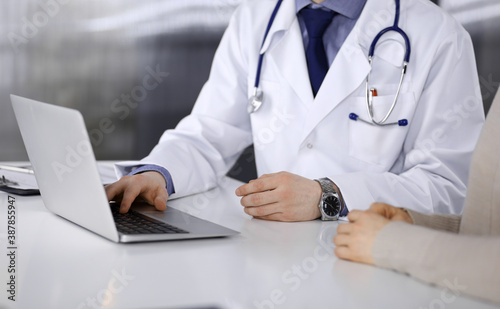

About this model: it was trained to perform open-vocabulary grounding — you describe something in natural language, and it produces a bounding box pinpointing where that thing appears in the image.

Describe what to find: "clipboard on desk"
[0,163,119,196]
[0,165,40,196]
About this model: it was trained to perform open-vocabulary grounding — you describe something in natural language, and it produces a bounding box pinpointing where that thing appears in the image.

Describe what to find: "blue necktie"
[300,8,335,97]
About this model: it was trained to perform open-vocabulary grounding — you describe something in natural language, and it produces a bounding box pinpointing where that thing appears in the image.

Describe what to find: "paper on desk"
[0,163,118,190]
[97,163,118,184]
[0,169,38,190]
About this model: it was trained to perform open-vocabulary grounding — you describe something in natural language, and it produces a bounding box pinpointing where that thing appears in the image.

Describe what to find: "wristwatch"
[315,178,345,221]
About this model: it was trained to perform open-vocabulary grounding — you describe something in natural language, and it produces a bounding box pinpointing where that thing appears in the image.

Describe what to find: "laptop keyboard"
[111,205,188,235]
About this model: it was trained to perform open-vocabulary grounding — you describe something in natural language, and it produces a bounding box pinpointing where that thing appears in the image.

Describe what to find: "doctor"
[106,0,485,222]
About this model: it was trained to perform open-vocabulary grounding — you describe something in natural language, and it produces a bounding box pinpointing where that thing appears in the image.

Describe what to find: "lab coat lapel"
[260,0,395,143]
[299,0,385,143]
[263,0,314,107]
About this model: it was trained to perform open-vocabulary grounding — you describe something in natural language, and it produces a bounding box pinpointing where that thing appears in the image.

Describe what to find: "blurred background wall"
[1,0,499,182]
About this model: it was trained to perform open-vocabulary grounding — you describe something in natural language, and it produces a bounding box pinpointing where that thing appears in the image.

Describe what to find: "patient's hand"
[333,210,389,265]
[367,203,413,224]
[333,203,413,265]
[105,171,169,214]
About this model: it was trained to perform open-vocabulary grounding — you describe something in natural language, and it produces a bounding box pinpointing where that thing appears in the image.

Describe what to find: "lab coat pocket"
[348,92,415,167]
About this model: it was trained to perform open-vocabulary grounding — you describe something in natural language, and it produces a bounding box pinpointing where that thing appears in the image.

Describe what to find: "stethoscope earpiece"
[349,113,408,127]
[351,0,411,127]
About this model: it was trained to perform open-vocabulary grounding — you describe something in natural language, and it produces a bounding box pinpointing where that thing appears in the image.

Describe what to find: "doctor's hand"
[235,171,322,222]
[105,171,169,214]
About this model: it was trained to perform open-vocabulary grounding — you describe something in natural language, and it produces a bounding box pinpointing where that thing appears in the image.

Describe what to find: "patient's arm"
[405,209,461,233]
[373,222,500,306]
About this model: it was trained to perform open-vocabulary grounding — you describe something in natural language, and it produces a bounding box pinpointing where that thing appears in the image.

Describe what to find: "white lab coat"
[117,0,485,214]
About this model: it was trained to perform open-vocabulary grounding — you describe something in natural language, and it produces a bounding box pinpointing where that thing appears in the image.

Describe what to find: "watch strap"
[316,178,336,195]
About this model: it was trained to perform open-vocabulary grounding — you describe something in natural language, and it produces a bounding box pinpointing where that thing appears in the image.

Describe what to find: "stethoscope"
[248,0,411,127]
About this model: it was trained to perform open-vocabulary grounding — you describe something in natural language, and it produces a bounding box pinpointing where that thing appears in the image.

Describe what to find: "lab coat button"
[307,143,313,149]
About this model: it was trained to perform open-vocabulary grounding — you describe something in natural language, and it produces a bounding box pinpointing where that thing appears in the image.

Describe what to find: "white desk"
[0,166,496,309]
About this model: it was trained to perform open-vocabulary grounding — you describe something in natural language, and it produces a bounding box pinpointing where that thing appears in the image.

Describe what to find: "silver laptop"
[11,95,238,243]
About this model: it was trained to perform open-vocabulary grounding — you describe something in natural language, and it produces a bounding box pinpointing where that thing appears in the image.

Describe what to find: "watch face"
[323,195,340,217]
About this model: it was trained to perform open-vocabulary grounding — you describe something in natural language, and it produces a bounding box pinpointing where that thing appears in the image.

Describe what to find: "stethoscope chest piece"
[248,88,263,114]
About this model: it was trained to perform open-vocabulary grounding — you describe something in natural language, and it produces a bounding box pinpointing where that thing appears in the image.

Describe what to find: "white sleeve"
[373,222,500,306]
[116,6,253,198]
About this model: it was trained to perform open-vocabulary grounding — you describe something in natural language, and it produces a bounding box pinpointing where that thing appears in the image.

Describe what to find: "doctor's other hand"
[235,171,322,222]
[333,210,390,265]
[367,203,413,224]
[105,171,169,214]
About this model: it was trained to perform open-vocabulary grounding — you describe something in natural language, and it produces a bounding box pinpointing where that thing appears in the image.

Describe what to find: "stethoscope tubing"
[248,0,283,114]
[249,0,411,128]
[254,0,283,90]
[363,0,410,126]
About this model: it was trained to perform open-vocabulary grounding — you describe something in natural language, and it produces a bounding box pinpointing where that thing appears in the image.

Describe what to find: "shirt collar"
[295,0,366,20]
